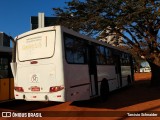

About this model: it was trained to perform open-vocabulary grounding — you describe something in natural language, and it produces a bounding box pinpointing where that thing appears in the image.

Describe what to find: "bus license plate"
[31,86,40,91]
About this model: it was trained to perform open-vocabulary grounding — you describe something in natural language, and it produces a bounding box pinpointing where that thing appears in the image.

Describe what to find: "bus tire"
[100,78,109,101]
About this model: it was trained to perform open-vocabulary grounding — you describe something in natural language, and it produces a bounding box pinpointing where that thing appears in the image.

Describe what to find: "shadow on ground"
[0,100,62,112]
[70,79,160,109]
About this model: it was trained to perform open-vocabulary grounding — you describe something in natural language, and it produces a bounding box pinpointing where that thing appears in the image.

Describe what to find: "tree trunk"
[148,62,160,86]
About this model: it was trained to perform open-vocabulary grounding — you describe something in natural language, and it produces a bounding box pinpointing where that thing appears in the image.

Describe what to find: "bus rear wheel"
[100,79,109,101]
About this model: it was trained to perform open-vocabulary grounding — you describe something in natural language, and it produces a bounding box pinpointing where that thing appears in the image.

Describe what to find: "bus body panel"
[63,63,90,101]
[97,65,119,91]
[14,26,66,101]
[16,63,56,93]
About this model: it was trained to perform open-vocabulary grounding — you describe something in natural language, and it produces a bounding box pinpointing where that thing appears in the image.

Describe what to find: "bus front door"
[88,45,98,97]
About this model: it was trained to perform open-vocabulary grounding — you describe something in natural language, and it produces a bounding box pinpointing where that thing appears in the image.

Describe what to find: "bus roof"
[16,25,130,54]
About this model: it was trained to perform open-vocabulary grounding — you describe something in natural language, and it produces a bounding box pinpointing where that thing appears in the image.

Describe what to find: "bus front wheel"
[100,79,109,101]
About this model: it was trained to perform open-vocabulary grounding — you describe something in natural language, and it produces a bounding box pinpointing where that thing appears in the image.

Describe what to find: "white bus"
[11,25,134,102]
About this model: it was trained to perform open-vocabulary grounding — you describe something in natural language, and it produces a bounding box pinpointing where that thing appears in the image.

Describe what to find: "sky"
[0,0,70,38]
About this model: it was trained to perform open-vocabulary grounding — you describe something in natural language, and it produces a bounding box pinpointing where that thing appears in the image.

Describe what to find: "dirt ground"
[1,72,160,120]
[134,72,151,81]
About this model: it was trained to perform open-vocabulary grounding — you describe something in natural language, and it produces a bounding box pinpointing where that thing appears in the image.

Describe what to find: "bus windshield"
[17,31,55,61]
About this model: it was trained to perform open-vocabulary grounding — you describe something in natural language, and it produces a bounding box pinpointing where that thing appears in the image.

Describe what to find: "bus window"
[120,53,131,66]
[104,47,114,65]
[18,31,55,61]
[0,57,9,78]
[64,34,87,64]
[96,45,106,65]
[96,45,114,65]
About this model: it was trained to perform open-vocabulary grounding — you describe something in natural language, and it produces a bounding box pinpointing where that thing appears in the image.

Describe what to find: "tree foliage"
[53,0,160,85]
[53,0,160,67]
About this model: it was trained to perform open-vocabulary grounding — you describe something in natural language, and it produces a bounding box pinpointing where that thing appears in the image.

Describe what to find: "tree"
[53,0,160,86]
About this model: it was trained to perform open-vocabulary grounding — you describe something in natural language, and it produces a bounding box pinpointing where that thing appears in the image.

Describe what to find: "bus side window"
[0,57,9,78]
[104,47,114,65]
[64,34,87,64]
[120,53,130,66]
[64,37,74,63]
[96,46,106,65]
[96,45,114,65]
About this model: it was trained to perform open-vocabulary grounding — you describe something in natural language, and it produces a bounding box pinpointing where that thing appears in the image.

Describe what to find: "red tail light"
[30,61,38,64]
[14,87,24,92]
[49,86,64,92]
